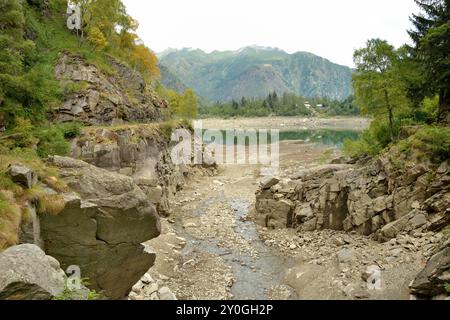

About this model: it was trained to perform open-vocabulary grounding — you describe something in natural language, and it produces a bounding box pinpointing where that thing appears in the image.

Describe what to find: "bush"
[411,126,450,163]
[33,122,82,158]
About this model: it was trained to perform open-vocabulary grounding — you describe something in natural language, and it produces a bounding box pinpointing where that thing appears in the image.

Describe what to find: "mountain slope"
[158,47,353,101]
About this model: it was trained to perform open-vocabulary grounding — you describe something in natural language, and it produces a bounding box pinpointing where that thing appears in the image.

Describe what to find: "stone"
[301,218,318,232]
[41,156,161,299]
[147,186,163,204]
[410,214,427,229]
[294,204,314,223]
[8,165,38,189]
[410,246,450,297]
[337,249,355,263]
[158,287,177,300]
[260,176,280,190]
[256,199,293,229]
[0,244,65,300]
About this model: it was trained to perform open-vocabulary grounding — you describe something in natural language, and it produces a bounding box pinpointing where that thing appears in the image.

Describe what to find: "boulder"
[0,244,65,300]
[410,244,450,297]
[8,165,38,189]
[256,199,293,229]
[41,156,161,299]
[260,176,280,190]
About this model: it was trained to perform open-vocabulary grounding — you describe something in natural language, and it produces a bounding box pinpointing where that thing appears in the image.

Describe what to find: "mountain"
[158,63,188,93]
[158,47,353,101]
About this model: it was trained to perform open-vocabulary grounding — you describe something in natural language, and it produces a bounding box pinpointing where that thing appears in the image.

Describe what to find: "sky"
[122,0,419,67]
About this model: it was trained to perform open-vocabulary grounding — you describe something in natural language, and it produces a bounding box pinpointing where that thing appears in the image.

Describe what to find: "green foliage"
[410,126,450,163]
[409,0,450,123]
[353,39,410,140]
[199,91,359,118]
[159,121,177,140]
[52,278,102,301]
[445,283,450,294]
[158,86,198,119]
[1,120,82,159]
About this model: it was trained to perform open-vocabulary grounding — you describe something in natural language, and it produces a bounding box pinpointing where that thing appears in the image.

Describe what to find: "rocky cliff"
[255,147,449,298]
[70,124,217,217]
[53,53,168,125]
[255,159,448,239]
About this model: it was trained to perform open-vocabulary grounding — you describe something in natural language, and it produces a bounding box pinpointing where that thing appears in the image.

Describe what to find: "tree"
[179,89,198,119]
[353,39,409,140]
[409,0,450,124]
[87,26,107,51]
[130,44,160,79]
[0,0,43,128]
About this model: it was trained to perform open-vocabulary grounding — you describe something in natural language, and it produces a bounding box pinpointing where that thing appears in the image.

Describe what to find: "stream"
[174,195,296,300]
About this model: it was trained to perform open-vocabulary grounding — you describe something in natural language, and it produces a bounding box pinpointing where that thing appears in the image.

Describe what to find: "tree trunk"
[384,90,395,141]
[437,88,450,125]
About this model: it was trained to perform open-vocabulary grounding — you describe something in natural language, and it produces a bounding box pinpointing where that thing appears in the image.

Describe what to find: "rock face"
[255,159,449,238]
[39,156,161,299]
[53,53,168,125]
[8,164,38,189]
[70,125,217,216]
[410,239,450,298]
[0,244,65,300]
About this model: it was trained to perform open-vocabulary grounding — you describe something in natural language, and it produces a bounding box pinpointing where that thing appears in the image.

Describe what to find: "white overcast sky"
[122,0,419,67]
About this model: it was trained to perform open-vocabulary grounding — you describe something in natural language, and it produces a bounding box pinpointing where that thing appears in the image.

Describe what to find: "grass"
[445,283,450,294]
[0,148,71,251]
[23,186,66,216]
[0,191,22,251]
[52,278,102,301]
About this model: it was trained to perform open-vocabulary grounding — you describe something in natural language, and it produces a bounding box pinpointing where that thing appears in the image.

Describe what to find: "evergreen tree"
[409,0,450,123]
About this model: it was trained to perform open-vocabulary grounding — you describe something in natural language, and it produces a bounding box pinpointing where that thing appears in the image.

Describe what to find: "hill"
[158,46,353,101]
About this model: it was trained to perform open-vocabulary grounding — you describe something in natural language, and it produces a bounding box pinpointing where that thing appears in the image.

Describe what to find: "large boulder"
[40,156,161,299]
[0,244,65,300]
[410,240,450,298]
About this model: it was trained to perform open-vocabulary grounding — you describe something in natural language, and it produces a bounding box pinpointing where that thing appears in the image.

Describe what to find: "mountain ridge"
[158,46,353,101]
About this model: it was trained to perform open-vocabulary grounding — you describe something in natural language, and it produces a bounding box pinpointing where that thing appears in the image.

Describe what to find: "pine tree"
[409,0,450,124]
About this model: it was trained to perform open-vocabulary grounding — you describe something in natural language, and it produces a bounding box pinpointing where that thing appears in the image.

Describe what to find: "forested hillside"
[158,46,353,102]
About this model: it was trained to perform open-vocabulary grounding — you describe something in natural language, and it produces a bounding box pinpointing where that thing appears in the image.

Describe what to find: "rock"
[410,214,428,229]
[0,244,65,300]
[158,287,177,300]
[353,288,370,299]
[8,165,38,189]
[301,218,318,232]
[260,176,280,190]
[40,156,161,299]
[256,199,293,229]
[295,204,314,223]
[53,53,166,125]
[337,249,355,263]
[332,237,346,246]
[410,245,450,297]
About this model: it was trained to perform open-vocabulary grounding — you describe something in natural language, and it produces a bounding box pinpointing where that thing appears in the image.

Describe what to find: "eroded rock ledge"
[255,159,449,239]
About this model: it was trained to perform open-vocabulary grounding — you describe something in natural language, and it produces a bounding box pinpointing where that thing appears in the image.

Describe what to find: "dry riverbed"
[200,116,370,131]
[130,117,429,301]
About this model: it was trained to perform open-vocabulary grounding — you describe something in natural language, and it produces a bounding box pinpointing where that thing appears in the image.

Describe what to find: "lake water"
[202,129,361,148]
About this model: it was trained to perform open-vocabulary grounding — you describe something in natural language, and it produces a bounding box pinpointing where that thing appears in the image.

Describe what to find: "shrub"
[410,126,450,164]
[33,122,82,158]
